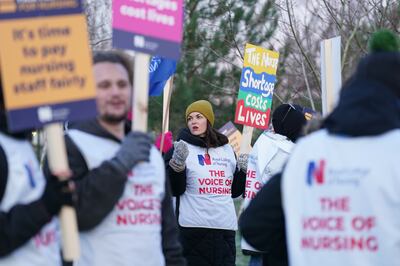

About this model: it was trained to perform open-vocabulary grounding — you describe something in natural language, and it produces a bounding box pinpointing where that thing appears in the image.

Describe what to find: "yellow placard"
[243,43,279,75]
[0,14,95,110]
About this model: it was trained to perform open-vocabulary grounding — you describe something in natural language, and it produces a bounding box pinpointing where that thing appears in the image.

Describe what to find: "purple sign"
[112,0,183,60]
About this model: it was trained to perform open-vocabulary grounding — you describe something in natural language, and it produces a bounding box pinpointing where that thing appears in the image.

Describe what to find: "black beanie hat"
[272,104,307,142]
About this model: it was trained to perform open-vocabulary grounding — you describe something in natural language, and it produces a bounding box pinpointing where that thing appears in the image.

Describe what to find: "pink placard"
[112,0,183,43]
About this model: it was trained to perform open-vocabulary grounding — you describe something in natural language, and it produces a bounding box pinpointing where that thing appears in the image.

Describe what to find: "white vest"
[179,142,238,230]
[0,133,60,266]
[241,131,293,251]
[68,130,165,266]
[283,129,400,266]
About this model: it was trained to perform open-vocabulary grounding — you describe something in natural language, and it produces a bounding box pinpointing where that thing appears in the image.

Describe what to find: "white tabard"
[283,129,400,266]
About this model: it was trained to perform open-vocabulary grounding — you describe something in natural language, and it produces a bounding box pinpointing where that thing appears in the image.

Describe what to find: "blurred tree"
[82,0,398,141]
[149,0,279,136]
[274,0,399,111]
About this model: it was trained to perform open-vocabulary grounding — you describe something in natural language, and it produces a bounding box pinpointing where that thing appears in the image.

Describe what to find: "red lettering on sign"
[301,236,378,252]
[235,99,270,129]
[198,178,224,186]
[351,216,376,231]
[254,181,262,190]
[244,190,256,199]
[303,216,344,231]
[116,213,161,225]
[34,229,56,248]
[245,180,251,188]
[133,184,153,196]
[116,198,161,211]
[320,197,350,212]
[209,170,225,177]
[247,170,256,179]
[198,186,231,195]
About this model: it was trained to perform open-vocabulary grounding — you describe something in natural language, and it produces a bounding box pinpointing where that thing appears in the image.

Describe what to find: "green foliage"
[148,0,278,137]
[368,29,400,52]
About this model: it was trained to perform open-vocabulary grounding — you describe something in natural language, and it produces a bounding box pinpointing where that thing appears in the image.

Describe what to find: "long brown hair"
[203,122,228,153]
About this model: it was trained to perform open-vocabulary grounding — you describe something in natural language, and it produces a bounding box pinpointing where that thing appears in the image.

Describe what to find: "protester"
[240,29,400,266]
[44,51,185,266]
[0,85,75,265]
[164,99,247,266]
[241,104,306,266]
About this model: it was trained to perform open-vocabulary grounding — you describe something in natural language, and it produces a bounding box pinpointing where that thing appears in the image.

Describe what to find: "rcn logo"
[307,159,325,186]
[198,154,212,166]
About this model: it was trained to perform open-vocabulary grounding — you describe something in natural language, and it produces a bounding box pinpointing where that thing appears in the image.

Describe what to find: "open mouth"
[192,126,199,131]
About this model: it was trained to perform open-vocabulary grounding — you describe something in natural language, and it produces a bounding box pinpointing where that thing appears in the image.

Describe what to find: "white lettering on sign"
[120,4,176,26]
[120,5,147,20]
[241,69,275,97]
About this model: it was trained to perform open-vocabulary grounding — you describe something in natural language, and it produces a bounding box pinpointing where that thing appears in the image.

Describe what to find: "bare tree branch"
[285,0,321,90]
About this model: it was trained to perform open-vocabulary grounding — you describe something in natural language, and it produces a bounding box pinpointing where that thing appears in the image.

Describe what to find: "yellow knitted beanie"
[185,100,215,126]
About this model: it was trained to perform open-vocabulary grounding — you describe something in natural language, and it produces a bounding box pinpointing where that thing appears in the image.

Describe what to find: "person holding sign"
[240,30,400,266]
[240,103,306,266]
[44,51,185,266]
[165,100,247,266]
[0,87,75,265]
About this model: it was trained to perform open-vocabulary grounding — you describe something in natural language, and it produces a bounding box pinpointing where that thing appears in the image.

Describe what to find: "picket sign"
[321,37,341,116]
[45,123,79,260]
[0,1,97,260]
[234,43,280,155]
[132,53,151,132]
[159,77,174,152]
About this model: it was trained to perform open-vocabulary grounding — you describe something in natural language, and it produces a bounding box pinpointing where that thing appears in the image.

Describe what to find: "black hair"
[92,50,133,86]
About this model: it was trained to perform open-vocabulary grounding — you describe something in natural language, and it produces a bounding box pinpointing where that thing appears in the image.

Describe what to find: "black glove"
[110,131,153,173]
[41,178,76,216]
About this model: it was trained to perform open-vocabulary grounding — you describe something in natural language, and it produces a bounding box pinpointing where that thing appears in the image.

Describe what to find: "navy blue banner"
[113,29,181,61]
[6,98,96,132]
[0,0,82,19]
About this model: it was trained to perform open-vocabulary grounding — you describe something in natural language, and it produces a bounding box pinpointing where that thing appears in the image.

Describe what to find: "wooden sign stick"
[321,37,341,116]
[132,53,151,132]
[44,123,79,261]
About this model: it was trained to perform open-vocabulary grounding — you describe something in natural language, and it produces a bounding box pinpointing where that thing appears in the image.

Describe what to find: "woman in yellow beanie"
[164,100,247,266]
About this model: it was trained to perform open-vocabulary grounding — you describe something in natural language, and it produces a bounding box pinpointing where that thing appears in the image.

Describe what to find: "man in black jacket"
[44,50,185,266]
